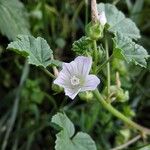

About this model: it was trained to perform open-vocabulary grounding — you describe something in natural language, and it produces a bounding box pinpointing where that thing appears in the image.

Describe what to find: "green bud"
[116,89,129,102]
[103,85,117,96]
[115,129,130,145]
[51,83,63,93]
[123,105,135,118]
[79,91,94,101]
[85,21,104,40]
[120,129,130,142]
[103,85,129,102]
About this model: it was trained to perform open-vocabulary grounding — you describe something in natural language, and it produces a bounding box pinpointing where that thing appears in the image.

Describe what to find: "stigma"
[71,76,80,86]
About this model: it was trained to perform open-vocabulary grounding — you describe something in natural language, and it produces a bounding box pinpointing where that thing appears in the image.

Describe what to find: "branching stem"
[93,89,150,135]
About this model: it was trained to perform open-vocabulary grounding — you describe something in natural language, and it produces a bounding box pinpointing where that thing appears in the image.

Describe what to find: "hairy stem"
[85,0,89,26]
[93,89,150,135]
[43,68,55,79]
[97,54,113,73]
[91,0,98,23]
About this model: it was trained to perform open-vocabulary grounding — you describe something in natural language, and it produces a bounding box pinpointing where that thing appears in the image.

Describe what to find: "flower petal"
[74,56,92,77]
[64,88,81,99]
[53,71,71,88]
[62,61,78,76]
[53,56,99,100]
[81,75,100,92]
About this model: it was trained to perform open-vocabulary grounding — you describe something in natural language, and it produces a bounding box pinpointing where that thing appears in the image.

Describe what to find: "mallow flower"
[54,56,100,99]
[98,11,107,26]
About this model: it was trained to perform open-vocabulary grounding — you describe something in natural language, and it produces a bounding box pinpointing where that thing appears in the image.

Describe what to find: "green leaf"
[52,113,75,138]
[113,33,148,67]
[137,144,150,150]
[0,0,30,40]
[7,35,55,68]
[51,113,97,150]
[49,59,62,67]
[72,36,93,55]
[97,3,140,39]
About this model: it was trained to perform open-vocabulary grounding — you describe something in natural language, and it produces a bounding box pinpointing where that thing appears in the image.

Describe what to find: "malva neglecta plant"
[7,0,150,149]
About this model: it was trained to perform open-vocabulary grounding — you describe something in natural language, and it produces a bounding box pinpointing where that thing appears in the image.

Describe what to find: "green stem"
[72,1,84,27]
[41,0,49,42]
[93,89,150,135]
[2,61,29,150]
[105,38,110,96]
[93,40,98,73]
[42,68,55,79]
[85,0,88,26]
[97,54,113,73]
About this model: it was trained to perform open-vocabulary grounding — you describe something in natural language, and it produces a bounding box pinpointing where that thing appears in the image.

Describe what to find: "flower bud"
[115,129,131,145]
[79,91,94,101]
[85,22,104,40]
[51,83,63,93]
[117,89,129,102]
[123,105,135,118]
[104,85,129,102]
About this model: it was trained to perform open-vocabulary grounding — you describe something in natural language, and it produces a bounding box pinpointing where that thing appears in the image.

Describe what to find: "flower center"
[70,76,80,86]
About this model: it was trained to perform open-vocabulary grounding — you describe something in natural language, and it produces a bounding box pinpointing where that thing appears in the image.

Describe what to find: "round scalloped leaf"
[7,35,54,68]
[51,113,97,150]
[113,33,148,68]
[97,3,140,40]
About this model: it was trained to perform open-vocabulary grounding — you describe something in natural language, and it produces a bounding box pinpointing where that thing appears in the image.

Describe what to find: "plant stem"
[2,61,29,150]
[85,0,88,26]
[97,54,113,73]
[113,0,120,5]
[91,0,99,23]
[72,1,84,26]
[93,40,98,71]
[111,135,141,150]
[105,38,110,96]
[43,68,55,79]
[93,89,150,135]
[41,0,49,42]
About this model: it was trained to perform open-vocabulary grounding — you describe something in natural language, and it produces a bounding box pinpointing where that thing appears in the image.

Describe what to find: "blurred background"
[0,0,150,149]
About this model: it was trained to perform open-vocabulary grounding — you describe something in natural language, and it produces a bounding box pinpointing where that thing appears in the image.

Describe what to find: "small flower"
[54,56,100,99]
[98,11,107,26]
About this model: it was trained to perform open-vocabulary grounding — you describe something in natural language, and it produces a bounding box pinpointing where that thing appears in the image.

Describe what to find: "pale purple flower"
[98,11,107,26]
[54,56,100,99]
